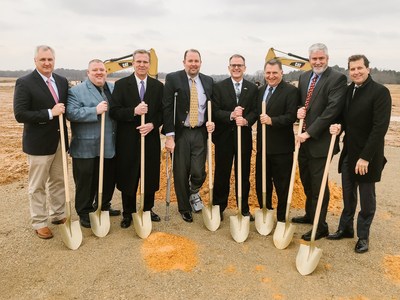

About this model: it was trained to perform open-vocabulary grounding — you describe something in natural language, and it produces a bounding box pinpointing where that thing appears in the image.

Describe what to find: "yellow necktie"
[189,78,198,127]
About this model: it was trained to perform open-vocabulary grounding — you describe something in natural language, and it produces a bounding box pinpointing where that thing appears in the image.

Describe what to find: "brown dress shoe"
[35,227,53,239]
[51,217,67,225]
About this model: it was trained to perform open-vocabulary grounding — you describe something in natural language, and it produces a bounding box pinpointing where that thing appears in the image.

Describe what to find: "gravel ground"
[1,147,400,300]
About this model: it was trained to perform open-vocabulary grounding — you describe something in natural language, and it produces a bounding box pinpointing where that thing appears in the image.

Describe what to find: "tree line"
[1,66,400,84]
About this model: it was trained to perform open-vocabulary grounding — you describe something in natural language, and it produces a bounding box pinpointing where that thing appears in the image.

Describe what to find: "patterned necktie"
[235,82,241,102]
[139,80,145,101]
[265,87,273,104]
[303,74,318,130]
[100,86,108,101]
[46,78,58,103]
[189,78,198,127]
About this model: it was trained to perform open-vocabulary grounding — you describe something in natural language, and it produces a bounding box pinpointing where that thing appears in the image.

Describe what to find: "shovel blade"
[230,215,250,243]
[202,204,221,232]
[296,243,323,275]
[133,211,152,239]
[59,219,83,250]
[89,210,110,238]
[273,221,296,250]
[254,208,274,236]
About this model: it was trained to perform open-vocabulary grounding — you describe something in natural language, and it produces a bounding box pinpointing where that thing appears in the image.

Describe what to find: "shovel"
[296,132,337,275]
[273,119,303,249]
[58,114,82,250]
[133,113,152,239]
[230,125,250,243]
[164,151,173,221]
[255,101,274,236]
[202,100,220,231]
[89,112,110,237]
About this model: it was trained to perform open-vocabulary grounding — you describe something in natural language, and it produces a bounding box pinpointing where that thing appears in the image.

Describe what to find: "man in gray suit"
[67,59,120,228]
[292,43,347,241]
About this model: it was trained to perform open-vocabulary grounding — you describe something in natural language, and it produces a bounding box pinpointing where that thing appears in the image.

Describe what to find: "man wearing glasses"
[212,54,258,221]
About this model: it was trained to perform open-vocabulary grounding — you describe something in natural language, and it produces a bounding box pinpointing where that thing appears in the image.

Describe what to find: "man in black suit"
[13,45,69,239]
[255,59,298,222]
[327,55,391,253]
[212,54,258,221]
[110,49,163,228]
[162,49,215,223]
[293,43,347,241]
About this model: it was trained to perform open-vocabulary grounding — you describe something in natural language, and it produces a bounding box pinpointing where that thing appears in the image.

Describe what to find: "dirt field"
[1,78,400,299]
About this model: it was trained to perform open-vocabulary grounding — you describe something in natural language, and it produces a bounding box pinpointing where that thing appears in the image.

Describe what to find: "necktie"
[235,82,241,102]
[100,86,108,101]
[139,80,145,101]
[46,78,58,103]
[189,78,198,127]
[352,86,358,98]
[265,87,273,104]
[303,74,318,130]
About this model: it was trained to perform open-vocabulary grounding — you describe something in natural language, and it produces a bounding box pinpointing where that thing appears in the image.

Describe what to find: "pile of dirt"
[384,255,400,283]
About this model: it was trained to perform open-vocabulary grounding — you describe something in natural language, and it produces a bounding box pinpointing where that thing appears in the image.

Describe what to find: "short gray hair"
[308,43,328,57]
[34,45,55,58]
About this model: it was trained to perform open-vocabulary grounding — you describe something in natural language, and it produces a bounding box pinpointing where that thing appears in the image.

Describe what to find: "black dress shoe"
[242,212,255,222]
[292,215,312,224]
[108,208,121,217]
[327,229,354,240]
[150,210,161,222]
[301,229,329,241]
[181,211,193,223]
[79,217,91,228]
[120,217,132,228]
[355,239,369,253]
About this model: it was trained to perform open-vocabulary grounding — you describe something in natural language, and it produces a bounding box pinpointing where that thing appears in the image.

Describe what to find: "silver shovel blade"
[230,214,250,243]
[59,219,83,250]
[273,221,296,250]
[202,204,221,232]
[296,243,323,275]
[133,210,152,239]
[254,208,274,236]
[89,210,110,238]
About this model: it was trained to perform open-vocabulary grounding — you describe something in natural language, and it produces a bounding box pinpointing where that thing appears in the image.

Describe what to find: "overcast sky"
[1,0,399,75]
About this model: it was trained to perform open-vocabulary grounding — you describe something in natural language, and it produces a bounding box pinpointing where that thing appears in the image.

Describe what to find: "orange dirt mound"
[141,232,198,272]
[383,255,400,283]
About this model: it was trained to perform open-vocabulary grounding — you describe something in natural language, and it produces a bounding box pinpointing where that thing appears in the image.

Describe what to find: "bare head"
[348,54,370,86]
[183,49,202,78]
[34,45,55,78]
[133,49,151,80]
[264,59,283,87]
[87,59,107,87]
[308,43,329,75]
[228,54,246,82]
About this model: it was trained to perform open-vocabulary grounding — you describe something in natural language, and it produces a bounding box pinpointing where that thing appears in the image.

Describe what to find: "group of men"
[14,43,391,254]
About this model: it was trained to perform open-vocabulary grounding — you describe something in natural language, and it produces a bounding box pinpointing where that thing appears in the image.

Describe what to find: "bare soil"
[1,79,400,299]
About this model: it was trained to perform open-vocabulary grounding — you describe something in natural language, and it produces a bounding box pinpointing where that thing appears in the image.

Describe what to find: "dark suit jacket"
[299,67,347,157]
[109,74,164,194]
[256,81,298,154]
[162,70,213,139]
[13,70,69,155]
[212,77,258,145]
[339,75,391,182]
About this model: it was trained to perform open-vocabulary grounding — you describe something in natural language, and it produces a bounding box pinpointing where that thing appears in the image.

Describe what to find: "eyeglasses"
[229,64,245,68]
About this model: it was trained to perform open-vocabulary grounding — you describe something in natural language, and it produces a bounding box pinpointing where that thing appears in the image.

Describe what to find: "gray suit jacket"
[66,80,116,159]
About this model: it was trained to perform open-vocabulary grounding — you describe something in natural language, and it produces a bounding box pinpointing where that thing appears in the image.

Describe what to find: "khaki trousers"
[27,143,66,229]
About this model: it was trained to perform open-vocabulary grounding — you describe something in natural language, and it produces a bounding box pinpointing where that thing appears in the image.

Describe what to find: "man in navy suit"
[255,59,298,222]
[327,55,391,253]
[110,49,163,228]
[163,49,215,223]
[212,54,258,221]
[14,45,69,239]
[67,59,120,228]
[293,43,347,241]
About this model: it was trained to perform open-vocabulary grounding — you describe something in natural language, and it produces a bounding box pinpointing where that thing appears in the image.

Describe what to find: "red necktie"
[303,74,318,130]
[46,79,59,103]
